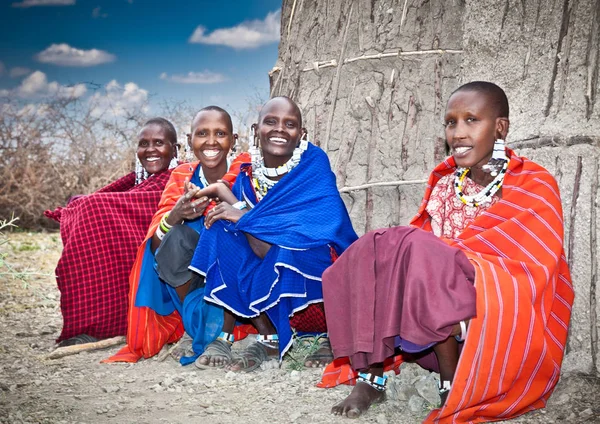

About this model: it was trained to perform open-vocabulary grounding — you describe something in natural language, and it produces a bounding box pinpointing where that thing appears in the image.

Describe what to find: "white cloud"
[159,71,226,84]
[10,67,32,78]
[89,80,149,118]
[12,0,75,7]
[92,6,108,18]
[0,61,5,76]
[189,10,281,49]
[35,43,115,67]
[5,70,87,99]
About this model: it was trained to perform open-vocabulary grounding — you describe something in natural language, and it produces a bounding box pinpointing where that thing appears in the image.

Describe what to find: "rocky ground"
[0,232,598,424]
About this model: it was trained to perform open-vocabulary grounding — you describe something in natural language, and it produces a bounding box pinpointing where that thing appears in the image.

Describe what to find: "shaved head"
[259,96,302,128]
[191,106,233,134]
[452,81,509,119]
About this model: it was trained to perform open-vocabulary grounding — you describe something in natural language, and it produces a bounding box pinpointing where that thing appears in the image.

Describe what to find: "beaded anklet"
[357,372,388,392]
[439,380,452,397]
[217,331,235,345]
[256,334,279,349]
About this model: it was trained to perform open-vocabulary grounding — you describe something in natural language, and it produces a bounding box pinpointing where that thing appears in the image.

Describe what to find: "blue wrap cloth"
[189,143,358,358]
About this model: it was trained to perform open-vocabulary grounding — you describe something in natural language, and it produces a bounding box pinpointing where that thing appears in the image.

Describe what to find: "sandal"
[227,334,279,372]
[169,332,194,361]
[302,335,334,367]
[194,332,234,369]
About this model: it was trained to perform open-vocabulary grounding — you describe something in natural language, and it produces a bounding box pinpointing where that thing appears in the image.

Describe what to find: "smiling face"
[189,110,233,169]
[444,90,509,171]
[136,123,176,175]
[257,97,302,168]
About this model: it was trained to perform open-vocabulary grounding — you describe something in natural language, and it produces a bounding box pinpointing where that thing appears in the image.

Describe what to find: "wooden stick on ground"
[44,336,125,360]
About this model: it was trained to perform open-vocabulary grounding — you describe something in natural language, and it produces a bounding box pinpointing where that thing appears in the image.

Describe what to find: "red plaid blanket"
[45,170,173,342]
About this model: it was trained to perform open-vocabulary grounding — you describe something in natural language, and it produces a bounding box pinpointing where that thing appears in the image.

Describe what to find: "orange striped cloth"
[104,153,252,363]
[318,149,573,423]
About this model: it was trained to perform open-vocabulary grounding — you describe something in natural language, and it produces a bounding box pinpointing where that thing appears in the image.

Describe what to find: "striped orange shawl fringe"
[318,150,574,423]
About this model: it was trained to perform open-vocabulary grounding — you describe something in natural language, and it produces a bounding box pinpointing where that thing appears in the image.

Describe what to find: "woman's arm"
[150,178,209,253]
[244,234,272,259]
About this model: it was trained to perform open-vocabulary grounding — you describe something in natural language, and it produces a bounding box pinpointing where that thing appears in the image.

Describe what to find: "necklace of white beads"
[251,138,309,201]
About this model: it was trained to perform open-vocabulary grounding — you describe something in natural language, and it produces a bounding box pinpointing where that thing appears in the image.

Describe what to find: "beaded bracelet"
[159,213,172,234]
[155,225,166,241]
[232,201,248,210]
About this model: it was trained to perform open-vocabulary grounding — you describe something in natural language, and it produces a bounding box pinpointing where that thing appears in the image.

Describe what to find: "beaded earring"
[168,144,179,169]
[481,139,507,177]
[135,157,148,185]
[185,134,195,163]
[249,123,262,169]
[300,127,308,145]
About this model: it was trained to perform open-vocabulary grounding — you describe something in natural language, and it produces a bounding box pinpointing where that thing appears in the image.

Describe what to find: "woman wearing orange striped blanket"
[104,106,251,364]
[320,81,573,423]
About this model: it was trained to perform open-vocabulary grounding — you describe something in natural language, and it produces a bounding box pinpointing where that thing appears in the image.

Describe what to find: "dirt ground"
[1,232,598,424]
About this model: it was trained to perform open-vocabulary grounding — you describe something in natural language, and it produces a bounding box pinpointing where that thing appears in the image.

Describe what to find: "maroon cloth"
[45,170,173,342]
[322,226,476,370]
[289,303,327,333]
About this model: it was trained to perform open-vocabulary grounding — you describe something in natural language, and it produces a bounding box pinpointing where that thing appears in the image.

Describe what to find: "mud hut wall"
[273,0,600,375]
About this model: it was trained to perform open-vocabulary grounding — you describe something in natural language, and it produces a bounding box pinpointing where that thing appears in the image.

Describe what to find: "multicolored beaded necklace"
[453,158,509,207]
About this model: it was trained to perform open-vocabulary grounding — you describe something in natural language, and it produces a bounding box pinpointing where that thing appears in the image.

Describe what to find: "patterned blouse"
[426,174,499,239]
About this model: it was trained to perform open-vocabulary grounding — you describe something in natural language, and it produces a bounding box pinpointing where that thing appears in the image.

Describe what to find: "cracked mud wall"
[272,0,600,375]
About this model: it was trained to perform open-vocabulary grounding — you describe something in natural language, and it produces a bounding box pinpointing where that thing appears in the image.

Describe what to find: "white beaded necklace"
[251,139,308,200]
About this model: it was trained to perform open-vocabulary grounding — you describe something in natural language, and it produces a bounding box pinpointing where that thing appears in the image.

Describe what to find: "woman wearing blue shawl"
[189,97,358,371]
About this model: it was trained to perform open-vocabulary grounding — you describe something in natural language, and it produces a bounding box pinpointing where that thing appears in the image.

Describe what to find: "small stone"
[101,385,120,393]
[408,395,426,413]
[376,413,388,424]
[225,371,236,380]
[290,370,301,382]
[289,411,302,421]
[553,393,570,405]
[415,376,439,405]
[579,408,593,419]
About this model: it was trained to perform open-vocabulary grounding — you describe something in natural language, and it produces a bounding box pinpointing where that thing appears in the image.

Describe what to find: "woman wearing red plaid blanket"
[45,118,179,346]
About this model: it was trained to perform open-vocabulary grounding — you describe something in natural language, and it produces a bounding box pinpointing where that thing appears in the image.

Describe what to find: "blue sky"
[0,0,282,122]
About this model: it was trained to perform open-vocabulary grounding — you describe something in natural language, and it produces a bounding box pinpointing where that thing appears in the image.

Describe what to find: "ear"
[496,117,509,140]
[173,143,180,157]
[186,133,192,148]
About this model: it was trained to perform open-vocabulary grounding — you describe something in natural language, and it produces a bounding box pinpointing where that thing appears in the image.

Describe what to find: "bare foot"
[225,342,278,372]
[331,382,385,418]
[304,337,333,368]
[194,339,232,369]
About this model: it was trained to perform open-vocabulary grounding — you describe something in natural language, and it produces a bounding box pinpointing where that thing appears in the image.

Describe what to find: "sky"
[0,0,282,125]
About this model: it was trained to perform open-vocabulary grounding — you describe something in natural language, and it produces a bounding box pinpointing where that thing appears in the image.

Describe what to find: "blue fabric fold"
[189,143,358,358]
[134,163,224,365]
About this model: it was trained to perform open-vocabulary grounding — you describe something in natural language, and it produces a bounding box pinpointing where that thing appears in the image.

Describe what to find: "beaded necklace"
[454,158,509,207]
[251,139,309,201]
